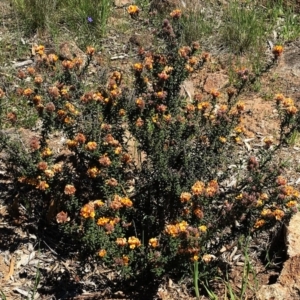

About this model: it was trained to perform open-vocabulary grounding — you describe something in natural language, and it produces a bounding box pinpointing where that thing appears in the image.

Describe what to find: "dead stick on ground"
[4,256,15,281]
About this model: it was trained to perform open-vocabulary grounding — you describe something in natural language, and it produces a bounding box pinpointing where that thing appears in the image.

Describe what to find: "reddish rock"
[203,73,229,93]
[59,41,87,69]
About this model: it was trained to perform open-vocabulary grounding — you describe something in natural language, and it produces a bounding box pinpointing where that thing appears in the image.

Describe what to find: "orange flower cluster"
[109,194,133,210]
[191,181,205,195]
[254,219,266,229]
[80,202,96,218]
[272,45,283,58]
[148,238,159,248]
[64,184,76,195]
[281,185,300,198]
[128,236,141,249]
[190,180,219,197]
[127,5,139,16]
[116,236,141,249]
[19,177,49,191]
[165,220,188,237]
[274,94,298,115]
[180,192,192,203]
[170,9,182,18]
[97,217,120,233]
[34,45,45,55]
[85,141,97,151]
[98,249,107,257]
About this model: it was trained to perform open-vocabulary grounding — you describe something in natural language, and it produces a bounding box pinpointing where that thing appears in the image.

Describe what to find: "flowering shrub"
[1,8,299,289]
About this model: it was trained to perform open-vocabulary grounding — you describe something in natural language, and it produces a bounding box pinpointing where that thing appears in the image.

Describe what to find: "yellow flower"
[235,193,243,200]
[48,53,58,63]
[35,45,45,55]
[64,184,76,195]
[97,217,110,226]
[273,209,284,221]
[274,93,285,103]
[87,167,100,178]
[185,64,193,73]
[202,254,215,263]
[128,236,141,249]
[210,89,221,98]
[122,255,129,266]
[272,45,283,57]
[93,200,104,207]
[98,249,106,257]
[191,255,199,262]
[116,237,127,246]
[254,219,265,229]
[261,208,273,218]
[23,88,34,97]
[286,105,298,115]
[205,180,219,197]
[170,9,182,18]
[152,114,159,124]
[133,63,143,72]
[234,125,245,134]
[127,5,139,15]
[260,193,269,201]
[115,146,122,155]
[197,101,210,111]
[41,148,52,157]
[165,224,178,237]
[85,141,97,151]
[191,181,205,196]
[199,225,207,233]
[67,140,78,149]
[286,200,297,208]
[177,220,188,232]
[44,169,55,178]
[33,95,42,105]
[163,114,172,123]
[236,101,245,112]
[86,46,95,56]
[180,192,192,203]
[234,137,242,144]
[263,137,273,148]
[219,136,226,143]
[64,116,74,124]
[119,109,126,116]
[80,202,95,218]
[34,76,43,84]
[120,197,133,207]
[36,180,49,190]
[148,238,158,248]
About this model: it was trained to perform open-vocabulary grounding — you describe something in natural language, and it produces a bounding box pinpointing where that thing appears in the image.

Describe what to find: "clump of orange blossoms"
[128,236,141,249]
[180,192,192,203]
[85,141,97,151]
[98,249,107,257]
[86,46,95,56]
[116,237,127,246]
[272,45,283,58]
[64,184,76,195]
[80,202,95,218]
[254,219,265,229]
[149,238,159,248]
[127,5,139,16]
[165,220,188,237]
[170,9,182,19]
[191,181,205,196]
